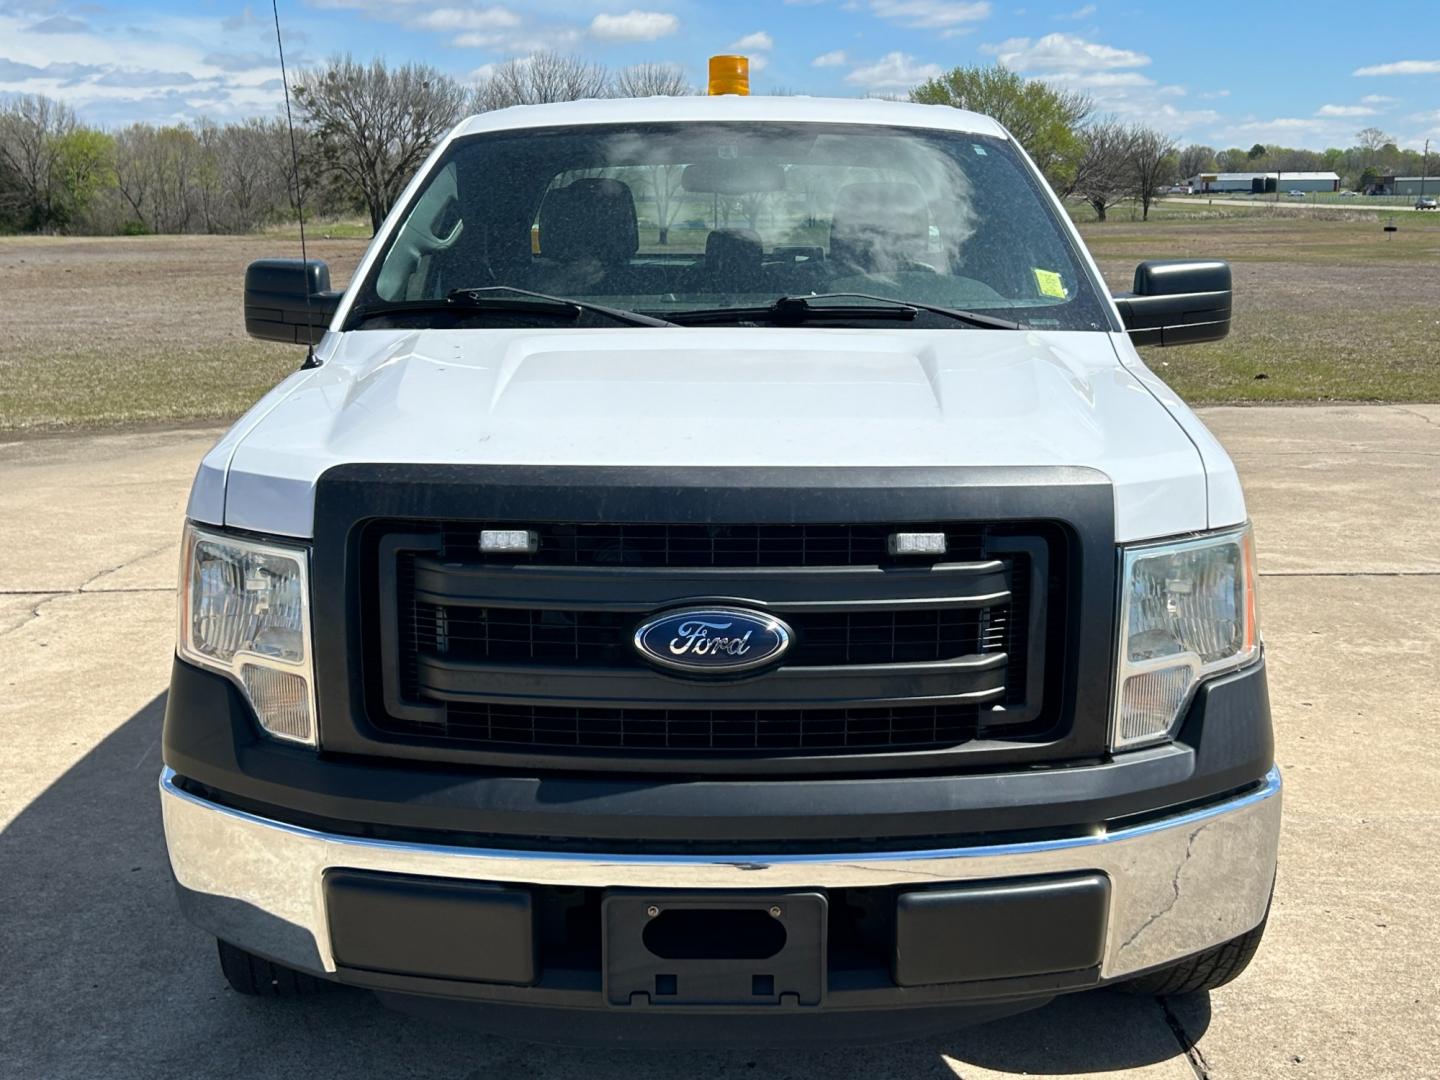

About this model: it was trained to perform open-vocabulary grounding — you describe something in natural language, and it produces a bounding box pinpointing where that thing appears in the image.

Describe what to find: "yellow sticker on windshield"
[1033,268,1067,299]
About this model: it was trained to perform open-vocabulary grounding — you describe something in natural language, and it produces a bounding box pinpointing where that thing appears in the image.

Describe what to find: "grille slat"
[435,703,983,753]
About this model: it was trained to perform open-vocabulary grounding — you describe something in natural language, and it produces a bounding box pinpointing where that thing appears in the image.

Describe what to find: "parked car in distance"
[1338,190,1359,198]
[1416,197,1438,210]
[1286,190,1306,199]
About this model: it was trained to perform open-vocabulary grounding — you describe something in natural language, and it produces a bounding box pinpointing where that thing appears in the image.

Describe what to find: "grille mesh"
[429,702,983,752]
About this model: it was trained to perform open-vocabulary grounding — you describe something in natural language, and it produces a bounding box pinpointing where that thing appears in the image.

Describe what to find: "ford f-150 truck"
[160,75,1279,1044]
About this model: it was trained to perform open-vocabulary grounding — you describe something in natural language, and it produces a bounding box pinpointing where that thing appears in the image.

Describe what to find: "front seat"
[680,227,765,295]
[828,182,933,278]
[531,178,640,295]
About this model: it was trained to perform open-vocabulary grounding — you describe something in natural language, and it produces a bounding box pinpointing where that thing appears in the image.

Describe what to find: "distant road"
[1163,195,1433,213]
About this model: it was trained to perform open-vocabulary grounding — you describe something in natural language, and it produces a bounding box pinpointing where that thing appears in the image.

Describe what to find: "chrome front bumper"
[160,766,1281,985]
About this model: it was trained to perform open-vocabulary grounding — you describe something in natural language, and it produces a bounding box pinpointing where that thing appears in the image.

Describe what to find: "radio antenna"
[270,0,318,368]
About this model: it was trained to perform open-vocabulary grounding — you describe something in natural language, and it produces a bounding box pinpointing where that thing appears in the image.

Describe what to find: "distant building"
[1188,171,1341,194]
[1368,176,1436,196]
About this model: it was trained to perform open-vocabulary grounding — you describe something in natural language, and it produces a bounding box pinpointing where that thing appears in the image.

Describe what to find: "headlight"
[178,523,316,746]
[1113,524,1259,750]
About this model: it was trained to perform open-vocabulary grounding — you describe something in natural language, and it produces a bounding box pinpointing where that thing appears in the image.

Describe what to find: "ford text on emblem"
[633,607,792,674]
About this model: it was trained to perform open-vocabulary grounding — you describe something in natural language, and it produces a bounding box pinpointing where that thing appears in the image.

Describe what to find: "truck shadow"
[0,691,1208,1079]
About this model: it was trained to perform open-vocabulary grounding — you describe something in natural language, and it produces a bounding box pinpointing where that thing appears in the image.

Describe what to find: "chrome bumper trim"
[160,765,1281,983]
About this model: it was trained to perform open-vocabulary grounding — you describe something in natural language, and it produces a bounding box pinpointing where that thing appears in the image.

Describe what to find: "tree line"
[0,54,694,236]
[3,53,1424,237]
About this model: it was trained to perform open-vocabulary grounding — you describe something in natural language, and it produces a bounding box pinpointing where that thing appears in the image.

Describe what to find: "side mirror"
[244,258,342,344]
[1113,260,1231,347]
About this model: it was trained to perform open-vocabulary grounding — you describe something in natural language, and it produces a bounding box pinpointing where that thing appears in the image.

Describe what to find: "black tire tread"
[1118,916,1267,997]
[217,939,330,997]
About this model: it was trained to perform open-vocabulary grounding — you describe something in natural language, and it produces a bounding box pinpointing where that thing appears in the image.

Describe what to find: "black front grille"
[368,519,1059,771]
[436,703,983,753]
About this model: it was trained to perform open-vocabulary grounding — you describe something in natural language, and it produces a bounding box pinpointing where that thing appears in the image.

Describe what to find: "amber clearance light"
[708,54,750,96]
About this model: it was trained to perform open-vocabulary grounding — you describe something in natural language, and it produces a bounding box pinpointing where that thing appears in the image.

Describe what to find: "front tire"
[1116,914,1268,996]
[217,939,331,997]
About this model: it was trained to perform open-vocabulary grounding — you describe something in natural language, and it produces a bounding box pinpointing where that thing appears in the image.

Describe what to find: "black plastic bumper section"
[162,654,1272,848]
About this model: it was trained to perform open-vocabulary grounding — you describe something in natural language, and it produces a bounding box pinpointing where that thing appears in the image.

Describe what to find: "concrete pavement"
[1,406,1437,1079]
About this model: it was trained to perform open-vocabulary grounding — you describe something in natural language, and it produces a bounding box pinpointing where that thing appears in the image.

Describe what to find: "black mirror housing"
[1113,259,1231,347]
[244,258,342,345]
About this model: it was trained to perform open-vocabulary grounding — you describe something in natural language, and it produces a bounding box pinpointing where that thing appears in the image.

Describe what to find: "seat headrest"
[705,228,763,272]
[538,178,638,265]
[829,182,930,273]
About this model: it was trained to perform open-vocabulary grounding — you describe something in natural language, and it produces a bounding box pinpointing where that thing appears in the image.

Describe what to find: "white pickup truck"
[160,87,1279,1043]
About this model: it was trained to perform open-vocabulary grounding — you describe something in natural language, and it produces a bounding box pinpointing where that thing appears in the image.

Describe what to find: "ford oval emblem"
[633,607,792,674]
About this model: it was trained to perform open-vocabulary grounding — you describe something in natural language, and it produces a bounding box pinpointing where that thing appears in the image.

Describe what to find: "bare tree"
[1072,118,1133,222]
[1176,144,1215,184]
[614,62,691,98]
[295,55,469,233]
[1128,126,1177,221]
[1355,126,1393,173]
[0,95,77,231]
[474,52,610,111]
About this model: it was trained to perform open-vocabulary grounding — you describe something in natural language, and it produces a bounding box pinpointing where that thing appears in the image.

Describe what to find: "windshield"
[349,121,1113,331]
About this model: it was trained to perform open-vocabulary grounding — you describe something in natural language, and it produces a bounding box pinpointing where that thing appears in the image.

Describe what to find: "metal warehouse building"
[1373,176,1436,196]
[1188,171,1341,194]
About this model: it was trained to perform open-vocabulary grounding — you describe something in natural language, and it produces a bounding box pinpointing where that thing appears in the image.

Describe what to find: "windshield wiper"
[350,286,675,328]
[662,293,1023,330]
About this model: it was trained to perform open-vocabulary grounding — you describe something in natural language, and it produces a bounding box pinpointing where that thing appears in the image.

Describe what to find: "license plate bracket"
[602,890,827,1008]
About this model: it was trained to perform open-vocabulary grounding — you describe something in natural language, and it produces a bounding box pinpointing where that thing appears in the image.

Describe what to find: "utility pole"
[1423,139,1430,200]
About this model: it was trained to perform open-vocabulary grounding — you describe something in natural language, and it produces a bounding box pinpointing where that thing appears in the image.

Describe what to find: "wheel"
[216,939,331,997]
[1116,913,1268,997]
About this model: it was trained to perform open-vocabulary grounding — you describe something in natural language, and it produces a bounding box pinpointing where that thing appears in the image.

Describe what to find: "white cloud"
[869,0,991,30]
[588,10,679,42]
[1199,88,1230,99]
[1317,103,1377,117]
[1056,3,1096,19]
[1032,69,1151,88]
[1361,94,1395,104]
[984,32,1149,72]
[845,50,941,88]
[1353,59,1440,76]
[411,7,520,32]
[457,26,582,51]
[748,54,769,72]
[729,31,773,51]
[812,49,848,67]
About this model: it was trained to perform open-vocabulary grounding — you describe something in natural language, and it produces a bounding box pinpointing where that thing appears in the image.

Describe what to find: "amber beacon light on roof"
[708,54,750,95]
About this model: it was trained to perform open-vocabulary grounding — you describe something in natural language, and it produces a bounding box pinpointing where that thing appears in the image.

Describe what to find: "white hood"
[191,327,1226,541]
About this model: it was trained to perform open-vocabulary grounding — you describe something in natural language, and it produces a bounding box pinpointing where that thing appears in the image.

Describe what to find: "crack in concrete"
[1120,823,1206,954]
[1160,996,1211,1080]
[0,543,175,639]
[1396,406,1437,428]
[77,542,173,592]
[0,593,64,638]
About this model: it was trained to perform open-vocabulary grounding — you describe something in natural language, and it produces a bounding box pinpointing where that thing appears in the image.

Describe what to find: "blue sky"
[2,0,1438,150]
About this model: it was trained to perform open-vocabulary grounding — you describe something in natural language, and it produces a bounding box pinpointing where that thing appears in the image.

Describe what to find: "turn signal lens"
[179,524,317,746]
[1112,524,1259,750]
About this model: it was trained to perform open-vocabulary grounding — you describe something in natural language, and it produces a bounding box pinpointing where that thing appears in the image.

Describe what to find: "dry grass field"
[1079,207,1440,404]
[0,232,368,433]
[1,208,1437,434]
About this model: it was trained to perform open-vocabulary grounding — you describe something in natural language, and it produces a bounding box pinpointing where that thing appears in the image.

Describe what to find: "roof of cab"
[453,95,1009,140]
